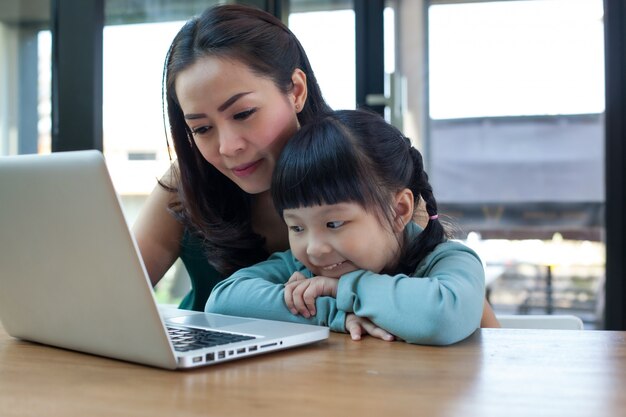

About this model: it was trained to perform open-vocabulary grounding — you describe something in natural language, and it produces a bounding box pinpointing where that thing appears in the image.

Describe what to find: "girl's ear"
[393,188,414,233]
[291,68,308,113]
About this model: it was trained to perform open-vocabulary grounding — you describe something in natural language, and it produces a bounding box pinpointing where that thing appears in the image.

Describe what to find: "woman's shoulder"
[159,160,180,189]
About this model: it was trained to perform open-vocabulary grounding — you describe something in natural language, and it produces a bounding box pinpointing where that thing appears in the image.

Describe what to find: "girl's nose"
[306,233,331,258]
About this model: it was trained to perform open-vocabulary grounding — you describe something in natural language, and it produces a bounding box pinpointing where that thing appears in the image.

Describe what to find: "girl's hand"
[284,272,338,318]
[345,314,395,342]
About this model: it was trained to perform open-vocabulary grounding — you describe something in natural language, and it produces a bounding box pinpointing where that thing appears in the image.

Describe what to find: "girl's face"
[283,202,403,278]
[175,56,305,194]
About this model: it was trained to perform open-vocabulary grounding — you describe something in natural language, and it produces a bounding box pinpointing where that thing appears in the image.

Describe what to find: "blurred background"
[1,0,621,329]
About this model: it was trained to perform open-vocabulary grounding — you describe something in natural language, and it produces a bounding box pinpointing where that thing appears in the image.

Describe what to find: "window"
[102,21,183,226]
[428,0,604,119]
[102,1,218,304]
[0,0,51,156]
[427,0,606,326]
[288,3,356,109]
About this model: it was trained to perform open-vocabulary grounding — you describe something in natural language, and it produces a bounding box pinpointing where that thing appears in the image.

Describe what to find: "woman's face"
[175,56,304,194]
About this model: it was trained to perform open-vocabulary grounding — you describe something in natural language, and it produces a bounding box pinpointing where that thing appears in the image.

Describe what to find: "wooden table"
[1,323,625,417]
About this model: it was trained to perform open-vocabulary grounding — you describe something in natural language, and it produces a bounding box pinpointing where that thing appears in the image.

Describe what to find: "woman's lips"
[232,159,261,177]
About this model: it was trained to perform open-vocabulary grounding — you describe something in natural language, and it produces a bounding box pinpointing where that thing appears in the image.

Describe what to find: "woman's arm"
[336,241,485,345]
[480,299,501,328]
[205,251,347,332]
[132,164,183,286]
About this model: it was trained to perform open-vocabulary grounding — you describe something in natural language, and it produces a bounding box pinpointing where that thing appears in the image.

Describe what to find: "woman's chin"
[236,179,271,195]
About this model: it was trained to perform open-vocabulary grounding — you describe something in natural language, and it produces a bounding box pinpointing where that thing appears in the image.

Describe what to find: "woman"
[133,3,329,309]
[133,4,499,333]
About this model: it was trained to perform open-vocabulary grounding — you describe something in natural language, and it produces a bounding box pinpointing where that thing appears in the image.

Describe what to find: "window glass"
[427,0,605,327]
[102,21,183,226]
[288,6,356,109]
[0,0,51,156]
[37,30,51,154]
[103,1,216,304]
[429,0,604,119]
[288,2,397,125]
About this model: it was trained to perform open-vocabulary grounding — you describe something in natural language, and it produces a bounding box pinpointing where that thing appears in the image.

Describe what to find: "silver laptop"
[0,150,328,370]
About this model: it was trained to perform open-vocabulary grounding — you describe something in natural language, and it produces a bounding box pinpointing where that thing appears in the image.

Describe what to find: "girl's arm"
[336,241,485,345]
[132,164,183,287]
[205,251,347,332]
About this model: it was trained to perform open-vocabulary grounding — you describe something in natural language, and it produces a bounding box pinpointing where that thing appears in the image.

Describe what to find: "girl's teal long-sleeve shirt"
[205,223,485,345]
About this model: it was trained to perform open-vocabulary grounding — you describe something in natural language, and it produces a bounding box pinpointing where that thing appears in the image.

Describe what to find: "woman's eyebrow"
[218,91,252,112]
[183,92,252,120]
[184,113,206,120]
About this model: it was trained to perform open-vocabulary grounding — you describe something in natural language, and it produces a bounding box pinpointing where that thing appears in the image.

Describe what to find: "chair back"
[496,314,584,330]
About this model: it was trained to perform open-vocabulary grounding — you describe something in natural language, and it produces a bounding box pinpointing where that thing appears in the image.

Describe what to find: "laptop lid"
[0,150,328,369]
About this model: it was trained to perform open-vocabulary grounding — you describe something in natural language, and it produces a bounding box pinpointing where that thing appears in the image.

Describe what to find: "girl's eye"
[234,108,257,121]
[191,125,212,136]
[326,221,345,229]
[289,225,304,233]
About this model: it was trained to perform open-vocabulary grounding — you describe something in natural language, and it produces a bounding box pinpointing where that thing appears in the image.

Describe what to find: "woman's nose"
[218,128,246,156]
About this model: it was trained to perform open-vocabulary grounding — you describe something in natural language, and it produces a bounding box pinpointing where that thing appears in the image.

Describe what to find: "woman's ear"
[291,68,308,113]
[393,188,414,233]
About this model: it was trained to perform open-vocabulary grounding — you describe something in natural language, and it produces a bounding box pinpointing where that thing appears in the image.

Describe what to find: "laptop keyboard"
[167,326,257,352]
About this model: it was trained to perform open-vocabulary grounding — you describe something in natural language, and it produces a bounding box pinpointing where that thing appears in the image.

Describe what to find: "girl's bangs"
[272,122,371,214]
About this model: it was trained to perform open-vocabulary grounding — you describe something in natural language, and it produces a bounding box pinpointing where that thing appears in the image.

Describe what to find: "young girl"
[206,110,487,345]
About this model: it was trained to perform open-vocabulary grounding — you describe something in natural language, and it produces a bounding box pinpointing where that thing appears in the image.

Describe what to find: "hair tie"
[429,214,439,221]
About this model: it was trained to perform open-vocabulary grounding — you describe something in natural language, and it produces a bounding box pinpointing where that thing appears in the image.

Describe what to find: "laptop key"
[167,326,256,352]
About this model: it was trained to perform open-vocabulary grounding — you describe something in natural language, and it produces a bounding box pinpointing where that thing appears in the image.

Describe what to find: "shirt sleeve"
[335,241,485,345]
[205,251,346,332]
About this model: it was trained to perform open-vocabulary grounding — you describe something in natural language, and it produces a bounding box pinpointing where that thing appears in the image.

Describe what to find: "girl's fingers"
[283,283,298,314]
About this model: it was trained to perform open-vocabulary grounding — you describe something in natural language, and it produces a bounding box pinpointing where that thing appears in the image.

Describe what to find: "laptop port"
[248,346,258,352]
[206,353,215,362]
[237,348,246,354]
[260,342,278,349]
[218,351,225,359]
[192,356,203,363]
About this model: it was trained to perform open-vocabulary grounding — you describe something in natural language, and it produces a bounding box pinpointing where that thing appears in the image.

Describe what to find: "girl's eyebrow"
[284,204,354,220]
[282,212,301,221]
[184,92,253,120]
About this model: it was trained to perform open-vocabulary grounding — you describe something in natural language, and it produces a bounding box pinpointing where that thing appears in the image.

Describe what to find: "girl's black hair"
[161,4,332,276]
[271,109,446,274]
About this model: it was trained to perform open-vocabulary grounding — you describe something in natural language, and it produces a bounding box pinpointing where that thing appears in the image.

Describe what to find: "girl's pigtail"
[399,147,446,273]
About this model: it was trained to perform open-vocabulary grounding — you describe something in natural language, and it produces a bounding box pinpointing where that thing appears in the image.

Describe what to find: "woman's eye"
[326,221,345,229]
[234,108,257,121]
[288,225,304,233]
[191,125,212,135]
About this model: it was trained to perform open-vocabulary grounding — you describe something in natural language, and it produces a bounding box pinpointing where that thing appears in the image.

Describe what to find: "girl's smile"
[321,260,347,271]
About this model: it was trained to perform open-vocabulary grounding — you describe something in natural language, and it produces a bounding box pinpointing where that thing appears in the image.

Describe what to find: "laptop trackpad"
[167,313,253,329]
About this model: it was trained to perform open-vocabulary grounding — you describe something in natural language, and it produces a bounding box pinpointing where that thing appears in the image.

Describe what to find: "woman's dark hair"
[162,4,332,275]
[271,109,446,274]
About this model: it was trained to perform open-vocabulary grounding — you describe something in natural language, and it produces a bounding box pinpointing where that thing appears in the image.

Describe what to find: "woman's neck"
[251,191,289,254]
